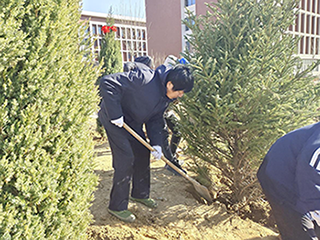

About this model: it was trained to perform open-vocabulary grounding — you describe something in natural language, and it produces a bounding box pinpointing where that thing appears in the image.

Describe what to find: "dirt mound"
[87,141,279,240]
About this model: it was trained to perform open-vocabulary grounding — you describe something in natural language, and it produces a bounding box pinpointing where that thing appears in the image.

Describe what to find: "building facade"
[81,11,148,64]
[288,0,320,74]
[146,0,320,75]
[145,0,211,66]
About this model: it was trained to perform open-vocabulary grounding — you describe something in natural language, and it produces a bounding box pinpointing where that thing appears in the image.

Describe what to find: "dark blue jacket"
[99,63,173,146]
[258,122,320,214]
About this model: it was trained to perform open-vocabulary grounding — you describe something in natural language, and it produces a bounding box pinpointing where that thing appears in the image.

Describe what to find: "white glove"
[110,116,124,128]
[310,210,320,226]
[151,145,162,160]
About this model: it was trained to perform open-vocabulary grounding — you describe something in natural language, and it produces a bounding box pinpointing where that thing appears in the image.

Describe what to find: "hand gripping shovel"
[123,122,212,203]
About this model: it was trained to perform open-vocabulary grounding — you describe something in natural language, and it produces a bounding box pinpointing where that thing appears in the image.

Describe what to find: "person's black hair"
[134,55,153,69]
[166,64,194,93]
[123,55,153,72]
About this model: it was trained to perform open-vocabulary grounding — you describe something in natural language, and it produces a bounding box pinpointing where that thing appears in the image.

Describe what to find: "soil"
[87,139,280,240]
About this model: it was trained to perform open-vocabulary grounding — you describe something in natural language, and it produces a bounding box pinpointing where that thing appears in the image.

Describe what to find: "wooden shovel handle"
[123,122,193,181]
[123,122,212,202]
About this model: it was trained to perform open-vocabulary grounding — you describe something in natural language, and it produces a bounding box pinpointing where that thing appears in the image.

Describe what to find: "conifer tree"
[178,0,320,208]
[0,0,100,239]
[98,16,122,77]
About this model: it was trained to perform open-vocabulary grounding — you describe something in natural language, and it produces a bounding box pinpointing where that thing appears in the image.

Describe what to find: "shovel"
[123,122,212,203]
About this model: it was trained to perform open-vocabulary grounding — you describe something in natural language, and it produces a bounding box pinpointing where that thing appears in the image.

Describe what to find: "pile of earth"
[87,140,279,240]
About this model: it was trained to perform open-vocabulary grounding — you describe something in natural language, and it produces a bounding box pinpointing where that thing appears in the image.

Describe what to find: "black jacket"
[258,122,320,214]
[99,63,173,146]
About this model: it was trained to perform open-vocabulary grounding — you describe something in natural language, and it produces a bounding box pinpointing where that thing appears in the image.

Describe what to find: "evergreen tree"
[177,0,320,208]
[0,0,100,239]
[98,16,122,77]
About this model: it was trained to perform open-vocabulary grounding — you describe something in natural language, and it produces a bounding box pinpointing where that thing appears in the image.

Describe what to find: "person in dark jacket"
[98,61,194,222]
[257,122,320,239]
[124,56,186,174]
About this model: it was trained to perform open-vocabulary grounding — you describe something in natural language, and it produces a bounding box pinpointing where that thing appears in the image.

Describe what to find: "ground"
[87,139,280,240]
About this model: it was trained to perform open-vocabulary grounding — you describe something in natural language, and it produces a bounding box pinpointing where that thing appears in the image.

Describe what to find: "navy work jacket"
[99,63,173,146]
[260,122,320,214]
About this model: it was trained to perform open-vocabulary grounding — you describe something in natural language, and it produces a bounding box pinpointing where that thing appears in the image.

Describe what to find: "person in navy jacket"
[124,55,187,175]
[98,61,194,222]
[257,122,320,239]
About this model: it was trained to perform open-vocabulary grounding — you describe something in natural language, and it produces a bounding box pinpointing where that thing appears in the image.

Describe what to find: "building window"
[121,28,126,39]
[185,0,195,7]
[132,29,136,39]
[137,29,141,40]
[142,30,146,40]
[128,52,132,62]
[116,27,120,38]
[98,25,102,36]
[123,52,127,62]
[127,41,132,51]
[85,19,147,65]
[184,17,195,31]
[287,0,320,75]
[127,28,131,39]
[92,25,96,35]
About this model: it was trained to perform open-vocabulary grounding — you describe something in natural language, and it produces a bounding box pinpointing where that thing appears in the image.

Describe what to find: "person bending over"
[98,62,194,222]
[257,122,320,239]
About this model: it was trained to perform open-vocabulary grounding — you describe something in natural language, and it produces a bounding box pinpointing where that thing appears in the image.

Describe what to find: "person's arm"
[145,114,165,147]
[99,73,127,121]
[99,68,154,126]
[145,115,166,160]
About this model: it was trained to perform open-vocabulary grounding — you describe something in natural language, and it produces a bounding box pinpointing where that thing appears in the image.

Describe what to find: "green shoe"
[130,197,158,208]
[108,209,136,222]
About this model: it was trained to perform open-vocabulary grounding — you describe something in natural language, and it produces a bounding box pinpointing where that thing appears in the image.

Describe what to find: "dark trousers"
[257,160,319,240]
[98,111,150,211]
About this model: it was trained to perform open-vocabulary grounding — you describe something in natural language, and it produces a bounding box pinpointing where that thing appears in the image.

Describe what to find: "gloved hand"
[310,210,320,226]
[151,145,162,160]
[110,116,124,128]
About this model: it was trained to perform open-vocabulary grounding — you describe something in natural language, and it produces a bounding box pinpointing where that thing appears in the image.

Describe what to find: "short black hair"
[166,64,194,93]
[123,55,153,72]
[134,56,153,69]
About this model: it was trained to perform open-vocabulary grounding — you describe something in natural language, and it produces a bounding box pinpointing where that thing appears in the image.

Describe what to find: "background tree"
[177,0,320,209]
[0,0,100,239]
[98,15,122,78]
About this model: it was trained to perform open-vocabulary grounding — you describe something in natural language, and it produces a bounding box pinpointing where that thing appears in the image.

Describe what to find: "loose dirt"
[87,140,279,240]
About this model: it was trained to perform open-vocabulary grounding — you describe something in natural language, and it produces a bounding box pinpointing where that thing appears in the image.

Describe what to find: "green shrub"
[177,0,320,208]
[0,0,100,239]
